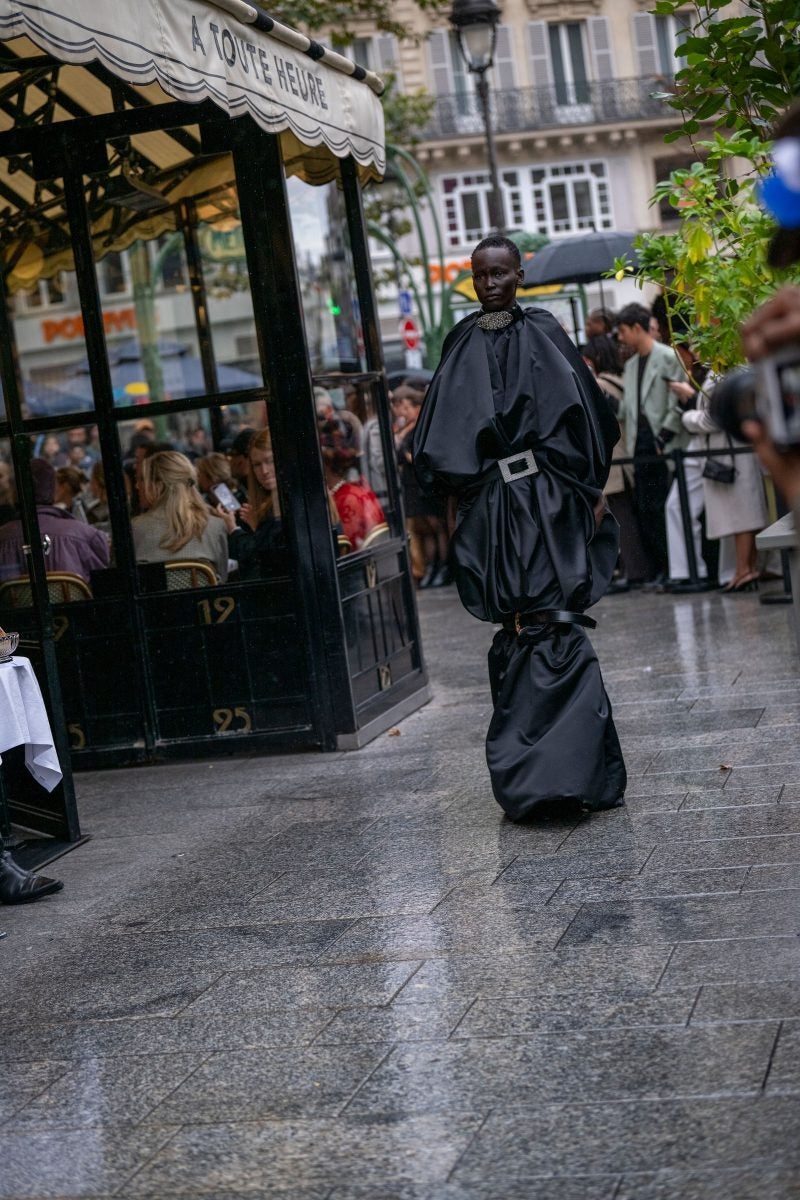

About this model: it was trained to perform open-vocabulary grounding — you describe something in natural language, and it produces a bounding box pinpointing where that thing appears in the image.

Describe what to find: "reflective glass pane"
[199,200,261,385]
[287,173,366,374]
[315,382,388,554]
[5,252,92,419]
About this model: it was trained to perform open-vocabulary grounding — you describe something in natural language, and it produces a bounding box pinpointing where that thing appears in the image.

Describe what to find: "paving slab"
[2,587,800,1198]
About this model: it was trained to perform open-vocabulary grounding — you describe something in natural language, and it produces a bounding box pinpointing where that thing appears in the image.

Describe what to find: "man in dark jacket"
[0,458,110,584]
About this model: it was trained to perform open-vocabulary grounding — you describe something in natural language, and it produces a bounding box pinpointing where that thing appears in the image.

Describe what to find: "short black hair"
[471,235,521,267]
[616,302,651,332]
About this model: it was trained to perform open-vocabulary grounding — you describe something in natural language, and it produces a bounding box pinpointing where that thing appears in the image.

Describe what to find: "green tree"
[620,1,800,372]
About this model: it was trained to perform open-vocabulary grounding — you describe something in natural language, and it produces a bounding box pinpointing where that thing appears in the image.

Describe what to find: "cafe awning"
[0,0,387,290]
[0,0,385,180]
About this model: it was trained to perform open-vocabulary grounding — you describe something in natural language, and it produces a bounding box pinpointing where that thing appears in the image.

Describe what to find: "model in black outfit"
[413,236,627,819]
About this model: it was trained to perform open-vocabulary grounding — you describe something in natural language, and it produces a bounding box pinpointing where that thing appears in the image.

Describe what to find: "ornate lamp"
[449,0,505,233]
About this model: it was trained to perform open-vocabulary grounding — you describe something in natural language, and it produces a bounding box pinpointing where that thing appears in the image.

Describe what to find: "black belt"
[507,609,597,635]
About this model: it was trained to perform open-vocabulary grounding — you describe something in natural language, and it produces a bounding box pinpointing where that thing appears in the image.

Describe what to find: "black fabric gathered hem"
[486,622,627,823]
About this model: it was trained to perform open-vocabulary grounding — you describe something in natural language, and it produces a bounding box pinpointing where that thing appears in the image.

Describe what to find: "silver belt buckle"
[498,449,538,484]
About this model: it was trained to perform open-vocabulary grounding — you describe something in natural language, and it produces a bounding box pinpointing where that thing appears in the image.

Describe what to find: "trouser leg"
[633,456,671,579]
[666,465,707,580]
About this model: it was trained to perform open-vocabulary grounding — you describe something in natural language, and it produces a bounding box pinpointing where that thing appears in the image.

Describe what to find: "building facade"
[351,0,721,361]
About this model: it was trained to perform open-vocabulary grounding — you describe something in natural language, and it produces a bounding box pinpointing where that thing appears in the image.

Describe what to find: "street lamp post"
[449,0,505,234]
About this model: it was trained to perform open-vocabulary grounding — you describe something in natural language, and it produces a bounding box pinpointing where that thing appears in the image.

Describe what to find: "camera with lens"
[709,347,800,450]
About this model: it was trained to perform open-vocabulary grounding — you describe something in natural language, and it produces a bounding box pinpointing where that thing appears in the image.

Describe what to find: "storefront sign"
[428,259,472,285]
[42,308,136,344]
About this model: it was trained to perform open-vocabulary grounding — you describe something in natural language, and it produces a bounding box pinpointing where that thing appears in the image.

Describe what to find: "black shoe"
[0,851,63,904]
[429,564,453,588]
[418,564,436,589]
[606,579,630,594]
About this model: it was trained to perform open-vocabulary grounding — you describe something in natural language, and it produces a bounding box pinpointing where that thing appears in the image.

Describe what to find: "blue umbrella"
[69,339,262,405]
[1,376,94,418]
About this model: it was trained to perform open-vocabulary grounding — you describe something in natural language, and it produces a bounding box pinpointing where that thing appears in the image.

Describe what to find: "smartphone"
[211,482,241,512]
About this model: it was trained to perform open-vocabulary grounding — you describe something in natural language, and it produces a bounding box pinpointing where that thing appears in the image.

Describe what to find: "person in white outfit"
[679,377,768,593]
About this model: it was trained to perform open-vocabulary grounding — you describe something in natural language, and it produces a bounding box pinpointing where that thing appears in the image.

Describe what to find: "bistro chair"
[0,572,92,608]
[164,560,217,590]
[360,522,390,550]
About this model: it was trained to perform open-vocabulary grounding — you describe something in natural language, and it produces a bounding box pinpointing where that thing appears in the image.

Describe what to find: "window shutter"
[490,25,517,90]
[632,12,659,76]
[375,34,401,85]
[428,29,454,95]
[527,20,553,87]
[586,15,615,81]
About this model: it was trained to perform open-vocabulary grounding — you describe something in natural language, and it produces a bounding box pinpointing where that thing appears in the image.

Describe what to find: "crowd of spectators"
[580,302,773,595]
[0,315,775,603]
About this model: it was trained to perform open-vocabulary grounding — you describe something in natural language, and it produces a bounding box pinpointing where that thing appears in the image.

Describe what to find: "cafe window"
[287,173,366,375]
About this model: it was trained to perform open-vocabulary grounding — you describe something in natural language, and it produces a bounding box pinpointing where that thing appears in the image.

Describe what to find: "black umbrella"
[522,231,639,288]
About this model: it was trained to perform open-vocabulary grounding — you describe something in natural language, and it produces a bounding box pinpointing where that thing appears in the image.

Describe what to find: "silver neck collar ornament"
[477,309,514,331]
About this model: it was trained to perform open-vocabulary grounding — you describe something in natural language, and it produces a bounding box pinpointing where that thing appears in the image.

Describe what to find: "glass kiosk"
[0,0,429,859]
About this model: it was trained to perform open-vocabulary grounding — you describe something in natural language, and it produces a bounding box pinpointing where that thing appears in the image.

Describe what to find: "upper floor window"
[548,23,590,106]
[527,17,615,96]
[351,34,403,88]
[632,10,691,79]
[18,273,66,311]
[439,160,613,249]
[655,11,691,75]
[428,26,517,102]
[530,161,613,238]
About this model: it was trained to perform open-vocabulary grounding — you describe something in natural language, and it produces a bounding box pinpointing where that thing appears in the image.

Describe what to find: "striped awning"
[0,0,387,289]
[0,0,385,179]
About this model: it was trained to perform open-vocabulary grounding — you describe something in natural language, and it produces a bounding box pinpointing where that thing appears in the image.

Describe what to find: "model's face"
[471,247,523,311]
[251,446,276,492]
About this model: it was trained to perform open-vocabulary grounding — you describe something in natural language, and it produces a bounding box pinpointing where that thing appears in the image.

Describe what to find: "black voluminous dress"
[412,305,627,819]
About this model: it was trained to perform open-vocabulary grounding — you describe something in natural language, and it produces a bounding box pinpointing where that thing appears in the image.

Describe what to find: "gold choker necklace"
[477,309,514,330]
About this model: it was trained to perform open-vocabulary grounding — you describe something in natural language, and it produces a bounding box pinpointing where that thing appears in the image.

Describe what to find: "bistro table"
[0,656,64,907]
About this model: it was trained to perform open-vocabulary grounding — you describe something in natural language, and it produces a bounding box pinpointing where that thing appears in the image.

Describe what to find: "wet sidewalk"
[1,585,800,1199]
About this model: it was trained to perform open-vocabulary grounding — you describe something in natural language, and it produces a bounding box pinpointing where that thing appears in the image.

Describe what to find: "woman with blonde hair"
[132,451,228,581]
[217,427,283,579]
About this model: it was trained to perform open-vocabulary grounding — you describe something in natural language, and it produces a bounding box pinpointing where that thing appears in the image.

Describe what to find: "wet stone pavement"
[1,586,800,1199]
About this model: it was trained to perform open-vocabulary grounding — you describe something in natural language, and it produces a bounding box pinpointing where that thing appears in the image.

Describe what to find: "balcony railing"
[421,76,677,141]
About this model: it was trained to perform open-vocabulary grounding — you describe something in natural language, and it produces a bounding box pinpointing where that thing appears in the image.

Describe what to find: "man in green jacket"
[617,302,686,584]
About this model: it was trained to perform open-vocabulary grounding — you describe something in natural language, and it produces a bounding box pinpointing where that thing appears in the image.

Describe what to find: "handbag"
[702,434,737,484]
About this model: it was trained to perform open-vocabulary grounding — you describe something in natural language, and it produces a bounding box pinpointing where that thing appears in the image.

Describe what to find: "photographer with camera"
[741,285,800,520]
[712,104,800,527]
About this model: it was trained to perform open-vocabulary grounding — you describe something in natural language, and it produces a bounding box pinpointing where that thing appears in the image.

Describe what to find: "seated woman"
[217,428,283,580]
[132,451,228,582]
[85,462,110,534]
[318,412,385,550]
[195,452,242,508]
[55,466,89,523]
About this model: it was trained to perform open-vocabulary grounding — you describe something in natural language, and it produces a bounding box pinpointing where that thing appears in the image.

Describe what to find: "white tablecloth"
[0,656,62,792]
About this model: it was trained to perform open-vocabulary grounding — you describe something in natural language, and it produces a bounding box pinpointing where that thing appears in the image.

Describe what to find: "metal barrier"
[612,442,763,590]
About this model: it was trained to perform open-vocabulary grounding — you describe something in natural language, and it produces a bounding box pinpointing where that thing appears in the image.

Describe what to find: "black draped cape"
[412,306,627,819]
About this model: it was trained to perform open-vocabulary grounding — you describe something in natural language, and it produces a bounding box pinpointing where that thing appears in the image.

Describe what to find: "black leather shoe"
[0,851,63,904]
[429,564,453,587]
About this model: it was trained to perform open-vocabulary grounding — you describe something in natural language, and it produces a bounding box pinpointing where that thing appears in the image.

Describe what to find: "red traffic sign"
[399,318,420,350]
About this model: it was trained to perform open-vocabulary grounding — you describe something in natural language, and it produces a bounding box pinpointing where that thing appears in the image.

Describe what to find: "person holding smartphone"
[196,452,244,511]
[217,428,283,580]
